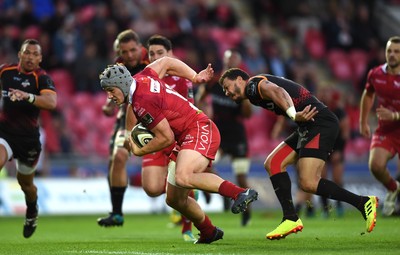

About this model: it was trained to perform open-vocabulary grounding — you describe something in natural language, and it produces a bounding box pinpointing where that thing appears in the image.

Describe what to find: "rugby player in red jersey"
[360,36,400,216]
[99,57,258,244]
[140,34,197,242]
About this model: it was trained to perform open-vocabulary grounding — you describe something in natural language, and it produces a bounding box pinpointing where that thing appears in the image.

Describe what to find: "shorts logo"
[198,123,210,150]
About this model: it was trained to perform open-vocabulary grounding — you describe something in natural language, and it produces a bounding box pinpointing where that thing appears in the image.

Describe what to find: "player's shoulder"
[245,77,263,100]
[0,63,17,73]
[34,67,49,77]
[368,64,386,76]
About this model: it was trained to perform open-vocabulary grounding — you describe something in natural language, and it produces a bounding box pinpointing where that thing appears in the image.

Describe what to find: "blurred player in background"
[143,34,197,242]
[97,29,148,227]
[196,49,253,226]
[359,36,400,216]
[0,39,57,238]
[219,68,377,240]
[99,57,258,244]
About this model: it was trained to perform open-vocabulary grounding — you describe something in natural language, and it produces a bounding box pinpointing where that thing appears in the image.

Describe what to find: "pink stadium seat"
[327,49,353,81]
[349,49,369,85]
[48,69,75,108]
[48,69,75,96]
[304,28,326,59]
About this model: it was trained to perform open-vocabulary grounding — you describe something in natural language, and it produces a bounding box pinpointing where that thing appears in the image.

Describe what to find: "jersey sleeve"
[245,76,264,101]
[38,74,56,92]
[365,69,375,93]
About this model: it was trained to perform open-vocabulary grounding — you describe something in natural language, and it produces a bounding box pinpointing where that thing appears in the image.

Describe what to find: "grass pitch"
[0,210,399,255]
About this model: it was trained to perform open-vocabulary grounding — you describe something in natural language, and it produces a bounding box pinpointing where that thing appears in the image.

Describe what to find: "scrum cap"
[99,64,133,97]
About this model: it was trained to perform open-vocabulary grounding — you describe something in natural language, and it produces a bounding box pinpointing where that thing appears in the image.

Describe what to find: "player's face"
[148,45,171,63]
[221,77,245,103]
[18,44,42,73]
[118,40,142,69]
[386,41,400,69]
[105,87,125,105]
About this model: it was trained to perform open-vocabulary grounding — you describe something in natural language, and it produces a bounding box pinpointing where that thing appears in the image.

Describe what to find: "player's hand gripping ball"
[130,123,154,148]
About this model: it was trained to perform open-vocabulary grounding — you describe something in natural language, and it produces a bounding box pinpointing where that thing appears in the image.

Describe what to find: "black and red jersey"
[245,74,326,117]
[0,63,56,137]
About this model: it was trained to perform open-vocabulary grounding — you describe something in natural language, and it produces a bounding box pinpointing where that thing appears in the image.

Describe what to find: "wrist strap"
[27,93,35,104]
[286,106,296,120]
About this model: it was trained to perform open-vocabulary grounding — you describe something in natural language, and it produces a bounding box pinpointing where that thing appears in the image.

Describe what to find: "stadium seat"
[48,69,75,108]
[304,28,326,60]
[348,49,369,85]
[23,25,41,40]
[327,49,353,81]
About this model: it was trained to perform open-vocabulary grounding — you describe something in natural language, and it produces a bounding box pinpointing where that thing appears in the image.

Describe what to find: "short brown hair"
[388,36,400,44]
[113,29,141,52]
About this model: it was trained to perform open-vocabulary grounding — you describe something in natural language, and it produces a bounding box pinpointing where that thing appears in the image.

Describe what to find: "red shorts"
[170,119,220,162]
[371,130,400,157]
[142,143,175,167]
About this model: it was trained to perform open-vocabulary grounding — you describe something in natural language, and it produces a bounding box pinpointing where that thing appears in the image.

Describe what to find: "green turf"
[0,210,399,255]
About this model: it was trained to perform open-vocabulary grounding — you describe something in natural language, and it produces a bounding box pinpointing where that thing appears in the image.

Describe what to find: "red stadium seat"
[48,69,75,108]
[304,28,326,59]
[349,49,369,85]
[327,49,353,81]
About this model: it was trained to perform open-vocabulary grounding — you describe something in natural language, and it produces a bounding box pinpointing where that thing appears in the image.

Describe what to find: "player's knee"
[264,156,272,172]
[298,179,316,193]
[174,174,191,188]
[113,148,129,164]
[143,184,163,197]
[17,178,36,194]
[369,160,386,173]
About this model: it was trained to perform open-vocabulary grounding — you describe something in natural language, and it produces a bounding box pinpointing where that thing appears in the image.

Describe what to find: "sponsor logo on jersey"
[141,113,154,125]
[21,79,30,88]
[374,79,386,84]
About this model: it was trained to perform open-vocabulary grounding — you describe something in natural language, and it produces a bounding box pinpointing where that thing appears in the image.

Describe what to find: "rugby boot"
[195,227,224,244]
[266,219,303,240]
[231,188,258,214]
[97,213,124,227]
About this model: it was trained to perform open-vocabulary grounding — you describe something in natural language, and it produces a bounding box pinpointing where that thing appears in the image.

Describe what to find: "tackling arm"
[258,80,317,122]
[8,88,57,110]
[147,56,214,84]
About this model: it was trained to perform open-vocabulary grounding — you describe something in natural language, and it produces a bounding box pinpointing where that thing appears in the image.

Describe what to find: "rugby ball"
[131,123,154,148]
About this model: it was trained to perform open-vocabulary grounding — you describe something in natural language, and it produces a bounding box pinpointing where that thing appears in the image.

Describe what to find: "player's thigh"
[142,165,167,188]
[369,147,393,169]
[176,149,210,174]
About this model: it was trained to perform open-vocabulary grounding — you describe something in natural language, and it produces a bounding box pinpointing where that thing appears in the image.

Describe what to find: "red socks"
[194,215,214,237]
[218,180,246,200]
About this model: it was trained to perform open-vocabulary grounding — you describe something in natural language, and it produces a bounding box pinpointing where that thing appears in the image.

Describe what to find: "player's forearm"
[125,105,137,131]
[152,56,196,81]
[359,90,374,124]
[33,92,57,110]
